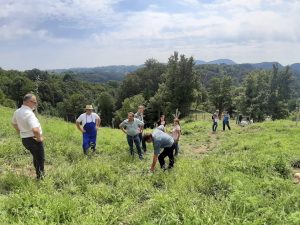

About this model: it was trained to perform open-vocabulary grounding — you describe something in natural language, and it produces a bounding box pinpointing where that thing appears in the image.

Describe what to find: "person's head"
[160,115,165,121]
[85,105,94,115]
[127,112,134,121]
[23,93,37,110]
[138,105,144,113]
[143,133,153,143]
[174,118,180,126]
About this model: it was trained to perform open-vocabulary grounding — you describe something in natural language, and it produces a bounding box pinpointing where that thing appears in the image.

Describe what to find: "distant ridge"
[46,60,300,83]
[195,59,236,65]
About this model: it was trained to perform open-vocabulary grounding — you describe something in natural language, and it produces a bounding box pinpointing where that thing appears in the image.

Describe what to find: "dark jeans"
[127,134,143,158]
[138,133,147,152]
[158,143,175,169]
[22,137,45,179]
[174,142,179,156]
[212,121,218,132]
[223,121,231,130]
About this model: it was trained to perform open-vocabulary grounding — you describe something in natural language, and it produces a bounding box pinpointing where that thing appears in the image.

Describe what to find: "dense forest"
[1,52,299,127]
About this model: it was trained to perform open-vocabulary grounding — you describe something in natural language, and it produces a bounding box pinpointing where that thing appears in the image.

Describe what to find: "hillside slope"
[0,106,300,224]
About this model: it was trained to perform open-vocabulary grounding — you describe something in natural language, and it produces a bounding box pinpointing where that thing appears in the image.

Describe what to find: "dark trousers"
[138,133,147,152]
[223,121,231,130]
[127,134,143,158]
[212,121,218,132]
[22,137,45,179]
[158,143,175,169]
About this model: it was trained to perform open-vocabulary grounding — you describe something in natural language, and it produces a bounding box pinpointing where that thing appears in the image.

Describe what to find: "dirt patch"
[191,145,208,154]
[189,132,221,155]
[7,164,52,178]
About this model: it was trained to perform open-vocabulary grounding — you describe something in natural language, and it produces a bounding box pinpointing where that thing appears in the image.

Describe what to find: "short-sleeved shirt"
[76,113,100,127]
[212,113,219,122]
[119,118,144,136]
[172,124,181,141]
[134,112,144,122]
[152,128,174,155]
[12,105,42,138]
[223,114,230,122]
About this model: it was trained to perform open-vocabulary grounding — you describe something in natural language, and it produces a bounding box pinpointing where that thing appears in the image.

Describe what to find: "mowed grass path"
[0,106,300,225]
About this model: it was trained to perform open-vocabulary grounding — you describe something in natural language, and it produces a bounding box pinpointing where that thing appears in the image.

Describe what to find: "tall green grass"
[0,106,300,224]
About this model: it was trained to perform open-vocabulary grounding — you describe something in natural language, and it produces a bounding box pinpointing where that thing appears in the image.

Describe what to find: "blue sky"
[0,0,299,70]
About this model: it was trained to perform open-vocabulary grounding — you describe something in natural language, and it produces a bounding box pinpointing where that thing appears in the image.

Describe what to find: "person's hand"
[35,136,44,142]
[81,129,86,133]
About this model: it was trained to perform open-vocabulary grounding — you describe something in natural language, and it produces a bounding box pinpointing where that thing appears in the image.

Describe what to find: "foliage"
[95,92,115,126]
[208,75,233,115]
[114,94,145,123]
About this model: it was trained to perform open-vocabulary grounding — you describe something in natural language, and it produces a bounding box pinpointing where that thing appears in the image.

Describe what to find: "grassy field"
[0,106,300,225]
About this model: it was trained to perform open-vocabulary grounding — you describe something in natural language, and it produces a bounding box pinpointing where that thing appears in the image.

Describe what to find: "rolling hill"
[1,106,300,224]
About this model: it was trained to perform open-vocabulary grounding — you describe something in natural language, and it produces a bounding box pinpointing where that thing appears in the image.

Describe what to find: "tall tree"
[208,76,233,116]
[155,52,196,117]
[95,92,115,126]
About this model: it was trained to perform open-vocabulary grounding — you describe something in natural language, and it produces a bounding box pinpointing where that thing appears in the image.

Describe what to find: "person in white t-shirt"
[76,105,101,154]
[12,93,45,180]
[172,118,181,156]
[212,110,219,133]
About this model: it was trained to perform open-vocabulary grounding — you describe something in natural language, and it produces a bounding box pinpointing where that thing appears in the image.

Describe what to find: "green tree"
[95,92,115,126]
[115,94,145,123]
[208,76,233,116]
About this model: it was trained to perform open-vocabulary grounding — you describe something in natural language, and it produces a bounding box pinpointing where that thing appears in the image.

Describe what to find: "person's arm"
[76,121,85,133]
[150,154,158,172]
[12,123,20,134]
[137,119,144,133]
[150,142,160,171]
[95,114,101,130]
[12,114,20,134]
[177,128,181,142]
[119,121,127,134]
[27,113,43,142]
[96,118,101,129]
[32,127,43,142]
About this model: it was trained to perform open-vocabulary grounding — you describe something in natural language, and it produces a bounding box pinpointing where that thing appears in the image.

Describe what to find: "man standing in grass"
[223,111,231,131]
[12,93,45,180]
[134,105,147,153]
[76,105,101,155]
[143,127,175,172]
[119,112,144,159]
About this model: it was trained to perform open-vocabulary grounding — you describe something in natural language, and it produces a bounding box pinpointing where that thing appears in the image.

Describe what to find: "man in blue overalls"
[76,105,101,154]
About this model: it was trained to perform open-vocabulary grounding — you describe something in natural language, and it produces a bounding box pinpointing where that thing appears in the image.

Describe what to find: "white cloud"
[0,0,299,69]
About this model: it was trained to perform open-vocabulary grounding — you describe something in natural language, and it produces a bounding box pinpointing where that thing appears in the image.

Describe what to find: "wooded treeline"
[1,52,299,126]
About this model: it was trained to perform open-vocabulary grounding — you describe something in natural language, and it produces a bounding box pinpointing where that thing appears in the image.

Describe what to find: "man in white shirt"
[76,105,101,155]
[12,93,45,180]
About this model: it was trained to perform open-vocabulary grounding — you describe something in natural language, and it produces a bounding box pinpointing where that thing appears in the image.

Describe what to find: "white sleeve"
[157,125,165,131]
[76,114,84,123]
[119,120,127,128]
[27,113,40,129]
[136,118,144,126]
[93,113,100,120]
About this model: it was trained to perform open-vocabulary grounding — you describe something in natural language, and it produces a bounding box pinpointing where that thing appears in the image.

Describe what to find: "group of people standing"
[119,106,181,172]
[12,94,181,179]
[211,110,231,133]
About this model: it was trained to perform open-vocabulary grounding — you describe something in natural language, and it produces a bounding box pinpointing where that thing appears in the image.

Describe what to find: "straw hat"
[85,105,94,110]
